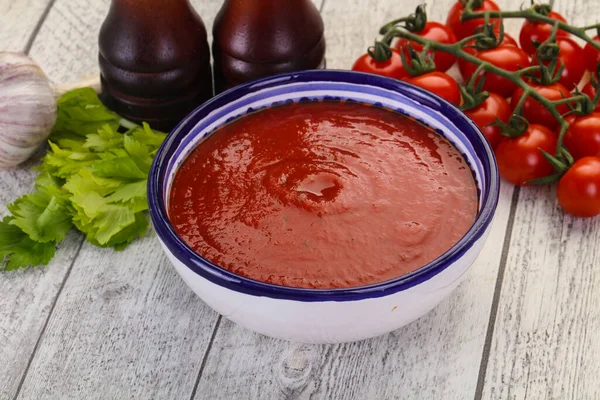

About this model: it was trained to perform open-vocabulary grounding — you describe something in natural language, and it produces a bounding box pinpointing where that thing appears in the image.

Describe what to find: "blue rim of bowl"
[148,69,500,302]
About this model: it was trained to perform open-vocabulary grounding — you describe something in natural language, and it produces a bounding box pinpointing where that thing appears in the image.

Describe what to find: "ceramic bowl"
[148,70,500,344]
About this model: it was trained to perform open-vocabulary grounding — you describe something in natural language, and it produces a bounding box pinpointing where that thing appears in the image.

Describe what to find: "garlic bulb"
[0,52,58,168]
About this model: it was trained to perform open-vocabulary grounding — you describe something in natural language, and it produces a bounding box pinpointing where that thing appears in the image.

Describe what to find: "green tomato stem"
[385,29,567,133]
[461,1,600,51]
[382,0,600,173]
[512,91,529,115]
[380,4,600,159]
[552,95,585,106]
[455,33,485,47]
[556,122,570,157]
[468,63,487,86]
[379,3,600,159]
[582,24,600,32]
[517,65,541,77]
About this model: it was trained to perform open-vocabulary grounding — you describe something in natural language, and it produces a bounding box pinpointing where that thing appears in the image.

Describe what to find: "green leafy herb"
[0,217,56,271]
[0,88,166,271]
[7,173,73,243]
[52,88,123,139]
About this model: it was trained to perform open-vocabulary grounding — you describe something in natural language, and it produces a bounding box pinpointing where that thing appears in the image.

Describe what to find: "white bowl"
[148,70,500,344]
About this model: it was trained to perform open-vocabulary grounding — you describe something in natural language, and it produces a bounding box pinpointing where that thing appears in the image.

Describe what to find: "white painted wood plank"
[4,0,326,398]
[16,237,220,400]
[193,1,515,399]
[33,0,323,86]
[0,222,82,400]
[483,185,600,400]
[27,0,108,85]
[0,1,82,399]
[482,1,600,399]
[14,1,229,399]
[0,0,52,52]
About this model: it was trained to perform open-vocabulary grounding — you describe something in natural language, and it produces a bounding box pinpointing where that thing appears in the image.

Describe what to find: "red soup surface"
[169,101,478,289]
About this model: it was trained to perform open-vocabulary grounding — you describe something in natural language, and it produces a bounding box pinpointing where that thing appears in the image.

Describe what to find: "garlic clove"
[0,52,57,167]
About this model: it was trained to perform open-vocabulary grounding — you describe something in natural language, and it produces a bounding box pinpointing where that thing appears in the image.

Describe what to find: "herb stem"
[119,118,139,130]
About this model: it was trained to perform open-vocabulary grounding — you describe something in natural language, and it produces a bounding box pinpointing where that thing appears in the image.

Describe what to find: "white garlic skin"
[0,52,56,168]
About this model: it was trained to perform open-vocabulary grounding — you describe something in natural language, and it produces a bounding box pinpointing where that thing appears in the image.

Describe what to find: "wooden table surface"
[1,0,599,399]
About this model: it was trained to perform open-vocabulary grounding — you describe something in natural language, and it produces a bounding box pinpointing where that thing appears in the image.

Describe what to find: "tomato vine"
[371,1,600,169]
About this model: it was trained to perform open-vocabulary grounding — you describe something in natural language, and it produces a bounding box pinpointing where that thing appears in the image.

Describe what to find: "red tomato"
[464,92,512,148]
[532,37,585,89]
[563,113,600,160]
[557,157,600,217]
[459,45,531,98]
[352,49,409,80]
[395,22,457,72]
[495,124,557,185]
[583,36,600,74]
[582,82,600,111]
[406,71,461,105]
[510,82,571,129]
[446,0,500,40]
[519,11,570,55]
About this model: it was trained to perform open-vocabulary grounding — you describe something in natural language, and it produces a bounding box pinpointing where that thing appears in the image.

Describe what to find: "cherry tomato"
[583,36,600,74]
[446,0,500,40]
[532,37,585,89]
[557,157,600,217]
[459,45,531,98]
[406,71,461,105]
[352,49,409,80]
[395,22,457,72]
[495,124,557,185]
[563,113,600,160]
[464,92,512,148]
[510,82,571,130]
[519,11,570,55]
[582,82,600,111]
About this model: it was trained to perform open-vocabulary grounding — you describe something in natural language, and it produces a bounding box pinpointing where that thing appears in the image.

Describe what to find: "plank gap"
[320,0,327,13]
[189,315,222,400]
[473,186,521,400]
[23,0,58,54]
[11,237,85,400]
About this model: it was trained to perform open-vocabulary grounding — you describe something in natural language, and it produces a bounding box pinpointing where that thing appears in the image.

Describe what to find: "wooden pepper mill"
[212,0,327,93]
[98,0,213,131]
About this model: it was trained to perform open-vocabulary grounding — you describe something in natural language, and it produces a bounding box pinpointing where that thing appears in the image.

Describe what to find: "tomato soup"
[168,101,478,289]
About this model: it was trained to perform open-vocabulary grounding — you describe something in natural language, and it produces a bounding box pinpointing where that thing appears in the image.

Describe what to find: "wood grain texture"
[28,0,107,85]
[16,237,220,400]
[192,1,515,399]
[0,2,82,399]
[0,0,53,52]
[3,1,326,399]
[13,1,227,399]
[481,2,600,400]
[0,227,82,400]
[482,185,600,400]
[478,5,600,400]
